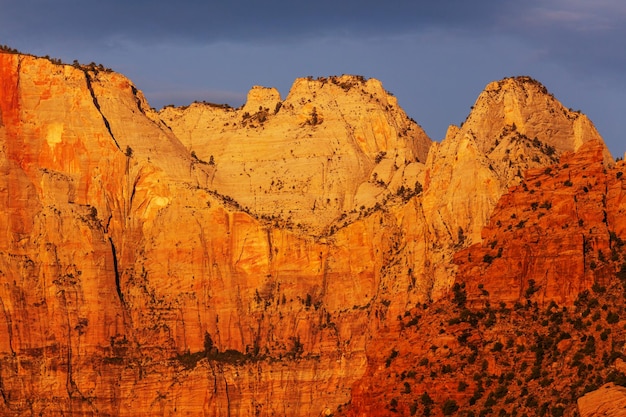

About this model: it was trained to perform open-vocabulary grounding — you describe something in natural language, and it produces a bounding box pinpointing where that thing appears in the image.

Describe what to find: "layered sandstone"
[343,147,626,417]
[578,383,626,417]
[159,75,432,234]
[0,52,374,416]
[455,142,626,306]
[395,76,609,300]
[0,48,622,417]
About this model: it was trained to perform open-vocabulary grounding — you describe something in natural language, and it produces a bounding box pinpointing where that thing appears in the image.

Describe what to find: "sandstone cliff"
[0,49,623,416]
[578,383,626,417]
[159,75,432,234]
[418,76,611,299]
[456,140,625,306]
[0,52,370,415]
[344,151,626,417]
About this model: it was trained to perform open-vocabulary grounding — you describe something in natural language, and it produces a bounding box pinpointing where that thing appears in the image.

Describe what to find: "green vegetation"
[385,349,399,367]
[174,332,267,369]
[442,399,459,415]
[385,255,626,417]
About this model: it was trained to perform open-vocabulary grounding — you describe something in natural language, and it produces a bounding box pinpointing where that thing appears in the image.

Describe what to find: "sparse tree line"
[0,45,114,72]
[0,44,21,54]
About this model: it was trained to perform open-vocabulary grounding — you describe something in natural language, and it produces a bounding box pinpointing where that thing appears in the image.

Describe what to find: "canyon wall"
[0,50,621,416]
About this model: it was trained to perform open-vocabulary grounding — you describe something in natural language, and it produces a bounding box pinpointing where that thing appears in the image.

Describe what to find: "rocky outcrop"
[578,383,626,417]
[0,52,375,416]
[0,49,621,416]
[455,141,626,306]
[460,76,610,162]
[344,144,626,415]
[395,76,610,300]
[159,75,432,234]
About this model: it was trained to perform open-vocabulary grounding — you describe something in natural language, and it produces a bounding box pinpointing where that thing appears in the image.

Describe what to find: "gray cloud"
[4,0,624,80]
[503,0,626,78]
[2,1,510,44]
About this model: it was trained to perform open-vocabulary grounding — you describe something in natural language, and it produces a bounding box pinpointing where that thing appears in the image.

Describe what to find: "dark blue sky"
[1,0,625,157]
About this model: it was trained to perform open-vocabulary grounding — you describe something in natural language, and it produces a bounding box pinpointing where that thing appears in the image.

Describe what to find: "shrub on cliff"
[442,399,459,415]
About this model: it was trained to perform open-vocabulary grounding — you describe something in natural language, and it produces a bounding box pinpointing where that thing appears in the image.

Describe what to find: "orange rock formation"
[0,50,623,416]
[578,383,626,417]
[456,140,626,306]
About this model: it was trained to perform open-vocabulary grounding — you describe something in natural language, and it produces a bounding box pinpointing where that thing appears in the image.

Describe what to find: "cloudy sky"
[1,0,625,157]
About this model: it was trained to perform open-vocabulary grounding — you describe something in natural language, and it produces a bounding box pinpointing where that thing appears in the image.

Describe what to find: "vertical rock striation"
[454,141,626,305]
[0,50,620,416]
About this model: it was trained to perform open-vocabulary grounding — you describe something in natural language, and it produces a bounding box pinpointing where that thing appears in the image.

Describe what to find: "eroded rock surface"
[578,383,626,417]
[159,75,433,234]
[455,141,626,306]
[0,50,621,416]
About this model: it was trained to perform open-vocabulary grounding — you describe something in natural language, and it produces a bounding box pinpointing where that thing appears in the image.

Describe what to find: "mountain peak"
[485,75,551,93]
[457,75,610,164]
[241,85,281,115]
[159,74,432,234]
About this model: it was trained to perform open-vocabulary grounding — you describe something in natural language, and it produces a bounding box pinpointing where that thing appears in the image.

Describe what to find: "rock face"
[455,140,626,306]
[0,49,622,416]
[343,148,626,417]
[0,52,375,416]
[404,76,609,300]
[159,75,432,234]
[578,383,626,417]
